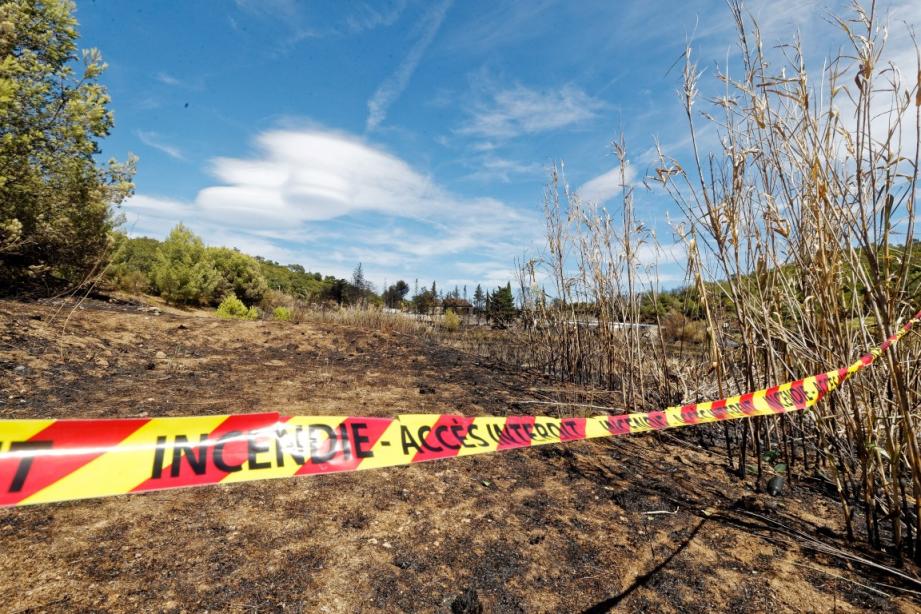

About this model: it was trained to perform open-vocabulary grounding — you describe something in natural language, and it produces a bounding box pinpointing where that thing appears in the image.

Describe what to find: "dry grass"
[499,0,921,561]
[4,297,919,611]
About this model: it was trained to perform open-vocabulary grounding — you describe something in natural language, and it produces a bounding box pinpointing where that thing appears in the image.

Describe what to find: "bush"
[116,269,149,294]
[107,234,159,293]
[152,225,221,305]
[442,309,461,332]
[209,247,269,305]
[216,294,259,320]
[257,259,329,301]
[662,311,707,344]
[272,306,292,321]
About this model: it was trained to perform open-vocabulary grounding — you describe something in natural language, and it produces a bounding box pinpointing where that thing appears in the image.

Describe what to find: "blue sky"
[74,0,917,292]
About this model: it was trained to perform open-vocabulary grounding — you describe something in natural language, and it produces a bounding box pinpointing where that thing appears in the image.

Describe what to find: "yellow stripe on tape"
[23,416,229,505]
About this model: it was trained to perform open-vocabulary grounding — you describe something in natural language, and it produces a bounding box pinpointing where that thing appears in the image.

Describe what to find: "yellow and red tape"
[1,311,919,508]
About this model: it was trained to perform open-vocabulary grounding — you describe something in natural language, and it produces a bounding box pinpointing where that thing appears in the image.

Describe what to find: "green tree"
[216,293,259,320]
[383,279,409,308]
[411,288,437,315]
[487,283,516,328]
[256,258,327,300]
[473,284,485,311]
[152,224,220,305]
[346,262,375,305]
[0,0,136,287]
[106,233,159,293]
[208,247,268,305]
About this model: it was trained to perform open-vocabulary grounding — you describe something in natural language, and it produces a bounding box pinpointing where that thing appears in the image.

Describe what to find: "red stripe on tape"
[0,418,150,506]
[412,415,475,463]
[132,413,278,492]
[496,416,536,450]
[296,417,392,475]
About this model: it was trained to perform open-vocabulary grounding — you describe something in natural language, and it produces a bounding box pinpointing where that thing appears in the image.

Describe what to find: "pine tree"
[473,284,485,310]
[352,263,366,290]
[1,0,136,286]
[153,225,221,305]
[488,283,516,328]
[350,262,369,305]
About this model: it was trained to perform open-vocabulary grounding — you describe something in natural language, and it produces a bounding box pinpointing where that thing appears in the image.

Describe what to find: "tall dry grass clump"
[304,305,438,337]
[513,151,678,412]
[657,0,921,558]
[511,0,921,560]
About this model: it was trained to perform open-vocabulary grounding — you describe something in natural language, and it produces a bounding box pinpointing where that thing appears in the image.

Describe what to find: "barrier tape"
[1,311,919,508]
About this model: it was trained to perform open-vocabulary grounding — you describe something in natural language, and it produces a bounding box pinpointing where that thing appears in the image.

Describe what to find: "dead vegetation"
[2,297,921,612]
[482,0,921,564]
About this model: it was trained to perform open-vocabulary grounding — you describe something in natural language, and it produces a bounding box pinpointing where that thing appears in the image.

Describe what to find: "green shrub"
[443,309,461,332]
[209,247,269,305]
[153,225,221,305]
[216,294,259,320]
[116,269,149,294]
[107,234,159,293]
[272,306,292,321]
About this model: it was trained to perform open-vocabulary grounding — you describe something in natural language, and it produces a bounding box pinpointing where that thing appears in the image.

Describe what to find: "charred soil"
[0,297,919,613]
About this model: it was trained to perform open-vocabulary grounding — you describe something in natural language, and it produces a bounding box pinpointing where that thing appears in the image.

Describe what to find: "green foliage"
[0,0,136,287]
[107,233,158,293]
[208,247,268,305]
[272,306,292,321]
[152,225,221,305]
[256,258,329,300]
[115,269,148,294]
[442,308,460,332]
[473,284,485,311]
[411,288,438,314]
[216,294,259,320]
[487,283,517,327]
[100,224,388,316]
[383,279,410,308]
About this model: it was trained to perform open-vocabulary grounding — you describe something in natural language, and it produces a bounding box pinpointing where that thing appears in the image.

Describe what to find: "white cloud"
[346,1,407,33]
[196,130,462,223]
[235,0,407,37]
[459,83,605,139]
[154,71,204,92]
[439,0,557,54]
[123,128,539,286]
[121,194,191,237]
[636,242,685,266]
[577,164,635,204]
[136,130,185,160]
[156,72,181,86]
[366,0,452,131]
[465,156,545,183]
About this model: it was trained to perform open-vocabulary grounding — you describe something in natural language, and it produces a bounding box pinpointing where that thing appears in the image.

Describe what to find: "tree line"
[108,225,379,308]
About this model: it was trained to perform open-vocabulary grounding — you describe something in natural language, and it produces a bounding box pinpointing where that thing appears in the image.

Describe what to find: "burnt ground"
[1,296,920,613]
